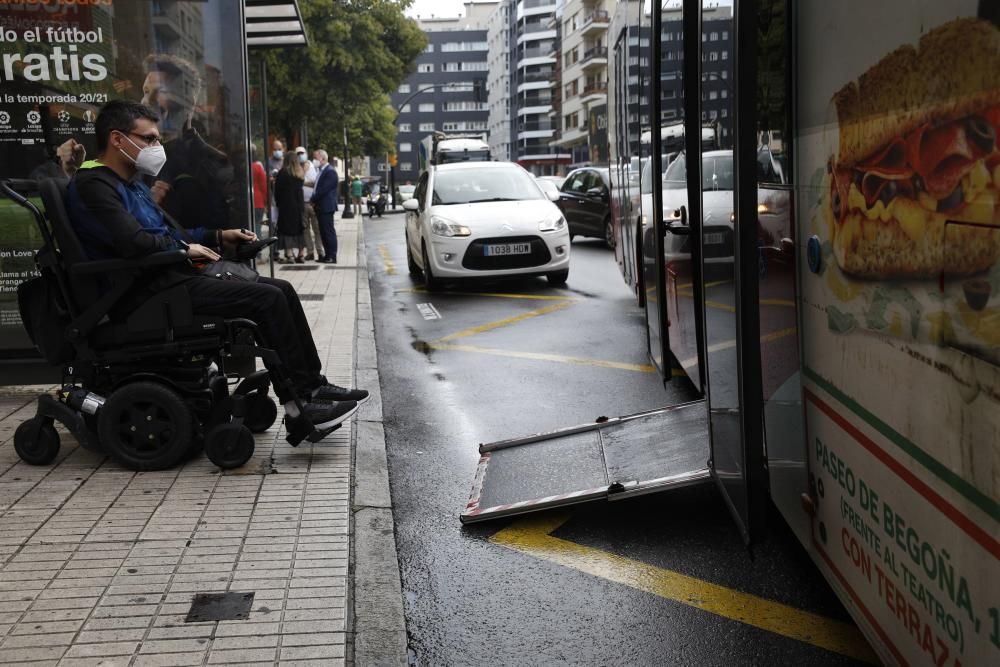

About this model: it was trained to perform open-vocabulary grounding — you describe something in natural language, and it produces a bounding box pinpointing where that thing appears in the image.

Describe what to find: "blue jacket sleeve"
[311,169,337,203]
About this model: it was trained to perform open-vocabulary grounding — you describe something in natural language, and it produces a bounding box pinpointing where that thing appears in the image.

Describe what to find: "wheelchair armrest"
[69,250,189,276]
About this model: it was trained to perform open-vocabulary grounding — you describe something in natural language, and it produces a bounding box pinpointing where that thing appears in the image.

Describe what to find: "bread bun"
[833,210,1000,278]
[834,18,1000,166]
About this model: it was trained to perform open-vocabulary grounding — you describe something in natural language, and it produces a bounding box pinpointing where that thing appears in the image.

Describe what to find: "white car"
[639,149,736,265]
[402,162,570,289]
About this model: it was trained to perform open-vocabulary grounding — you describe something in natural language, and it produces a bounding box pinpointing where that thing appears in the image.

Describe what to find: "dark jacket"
[66,161,221,295]
[274,169,305,235]
[310,163,339,214]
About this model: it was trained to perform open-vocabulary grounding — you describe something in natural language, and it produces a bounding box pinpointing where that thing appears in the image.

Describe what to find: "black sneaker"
[311,383,369,405]
[284,400,359,446]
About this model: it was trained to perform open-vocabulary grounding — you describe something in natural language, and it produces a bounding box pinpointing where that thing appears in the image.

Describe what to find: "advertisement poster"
[0,0,249,363]
[797,1,1000,664]
[588,103,608,165]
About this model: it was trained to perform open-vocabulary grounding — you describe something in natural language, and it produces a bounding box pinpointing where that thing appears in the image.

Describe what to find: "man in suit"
[310,149,340,263]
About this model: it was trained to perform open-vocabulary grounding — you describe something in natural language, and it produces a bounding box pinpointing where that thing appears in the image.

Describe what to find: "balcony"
[581,82,608,103]
[580,46,608,71]
[580,10,610,37]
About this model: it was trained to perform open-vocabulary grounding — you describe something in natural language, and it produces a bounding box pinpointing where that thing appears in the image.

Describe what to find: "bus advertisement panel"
[796,2,999,664]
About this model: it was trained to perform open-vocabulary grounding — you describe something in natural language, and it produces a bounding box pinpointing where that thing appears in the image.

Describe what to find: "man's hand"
[221,228,257,247]
[57,138,86,177]
[151,180,171,205]
[187,243,220,262]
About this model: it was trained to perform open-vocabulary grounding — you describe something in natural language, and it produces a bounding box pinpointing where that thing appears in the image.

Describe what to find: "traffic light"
[388,153,398,167]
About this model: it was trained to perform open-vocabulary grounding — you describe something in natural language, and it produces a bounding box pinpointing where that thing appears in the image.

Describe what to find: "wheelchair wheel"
[14,418,60,465]
[242,393,277,433]
[97,381,194,471]
[205,423,254,469]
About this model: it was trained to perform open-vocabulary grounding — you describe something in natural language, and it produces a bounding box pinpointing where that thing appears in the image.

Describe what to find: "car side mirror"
[402,199,419,211]
[586,187,608,201]
[546,190,560,202]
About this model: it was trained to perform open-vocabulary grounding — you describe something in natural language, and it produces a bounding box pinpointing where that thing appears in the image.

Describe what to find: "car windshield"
[432,166,543,205]
[535,179,559,196]
[660,152,735,191]
[639,154,672,193]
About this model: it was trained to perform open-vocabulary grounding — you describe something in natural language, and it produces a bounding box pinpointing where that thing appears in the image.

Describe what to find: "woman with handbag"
[274,152,306,263]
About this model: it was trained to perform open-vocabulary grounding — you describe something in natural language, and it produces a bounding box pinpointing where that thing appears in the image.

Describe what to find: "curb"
[350,220,408,666]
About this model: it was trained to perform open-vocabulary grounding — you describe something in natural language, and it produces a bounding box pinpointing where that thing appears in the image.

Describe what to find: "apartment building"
[511,0,568,175]
[552,0,610,167]
[486,1,513,162]
[374,1,498,184]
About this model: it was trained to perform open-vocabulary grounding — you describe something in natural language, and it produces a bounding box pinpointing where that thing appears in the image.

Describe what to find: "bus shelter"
[0,0,305,384]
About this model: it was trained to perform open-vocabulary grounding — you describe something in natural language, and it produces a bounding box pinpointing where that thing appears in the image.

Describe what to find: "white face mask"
[119,132,167,177]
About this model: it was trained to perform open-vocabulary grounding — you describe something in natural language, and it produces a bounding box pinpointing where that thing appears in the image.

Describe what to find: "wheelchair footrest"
[284,418,341,447]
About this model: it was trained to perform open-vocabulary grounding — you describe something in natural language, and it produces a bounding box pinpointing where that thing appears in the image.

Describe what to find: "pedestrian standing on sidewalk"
[351,173,364,217]
[298,146,325,261]
[310,149,340,264]
[275,151,306,263]
[250,144,267,236]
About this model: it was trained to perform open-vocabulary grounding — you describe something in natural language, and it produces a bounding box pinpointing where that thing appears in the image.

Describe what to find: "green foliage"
[262,0,426,157]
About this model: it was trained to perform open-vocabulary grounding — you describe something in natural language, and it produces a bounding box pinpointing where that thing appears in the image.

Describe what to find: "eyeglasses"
[119,130,161,146]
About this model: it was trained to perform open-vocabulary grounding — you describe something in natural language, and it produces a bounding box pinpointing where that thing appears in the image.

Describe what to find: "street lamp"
[389,82,480,210]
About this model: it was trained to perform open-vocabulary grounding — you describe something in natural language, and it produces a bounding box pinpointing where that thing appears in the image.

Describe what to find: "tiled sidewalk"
[0,217,365,666]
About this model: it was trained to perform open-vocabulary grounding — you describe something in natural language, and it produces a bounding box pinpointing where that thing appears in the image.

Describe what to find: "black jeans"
[181,276,323,402]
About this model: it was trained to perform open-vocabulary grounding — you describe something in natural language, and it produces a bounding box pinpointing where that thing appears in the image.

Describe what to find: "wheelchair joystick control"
[66,388,106,415]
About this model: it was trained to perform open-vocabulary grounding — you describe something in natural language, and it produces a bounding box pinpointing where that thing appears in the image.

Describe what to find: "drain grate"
[185,592,255,622]
[298,294,324,301]
[279,264,319,271]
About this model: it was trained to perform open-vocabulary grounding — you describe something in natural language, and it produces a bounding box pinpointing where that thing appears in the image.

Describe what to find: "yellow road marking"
[394,287,570,300]
[430,343,655,373]
[672,368,688,377]
[705,299,736,313]
[679,327,796,368]
[436,301,575,342]
[761,298,796,307]
[678,279,732,289]
[491,514,879,664]
[377,244,397,275]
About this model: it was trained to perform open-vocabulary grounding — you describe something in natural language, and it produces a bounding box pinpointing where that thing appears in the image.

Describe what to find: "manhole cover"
[185,592,255,622]
[279,265,319,271]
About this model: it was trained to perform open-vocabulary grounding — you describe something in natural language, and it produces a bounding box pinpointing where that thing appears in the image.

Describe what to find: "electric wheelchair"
[2,178,329,471]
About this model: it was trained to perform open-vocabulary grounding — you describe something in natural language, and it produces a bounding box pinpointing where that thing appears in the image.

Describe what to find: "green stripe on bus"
[803,366,999,522]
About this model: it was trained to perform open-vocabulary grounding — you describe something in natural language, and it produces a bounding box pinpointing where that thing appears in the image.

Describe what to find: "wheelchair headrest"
[38,178,89,267]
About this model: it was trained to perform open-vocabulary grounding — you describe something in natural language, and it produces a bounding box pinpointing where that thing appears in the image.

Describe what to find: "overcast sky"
[405,0,466,20]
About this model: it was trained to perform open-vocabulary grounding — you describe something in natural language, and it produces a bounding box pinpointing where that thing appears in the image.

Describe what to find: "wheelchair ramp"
[460,401,710,523]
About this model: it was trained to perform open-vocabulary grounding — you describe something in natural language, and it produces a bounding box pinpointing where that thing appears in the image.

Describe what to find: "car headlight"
[538,215,566,232]
[430,216,471,237]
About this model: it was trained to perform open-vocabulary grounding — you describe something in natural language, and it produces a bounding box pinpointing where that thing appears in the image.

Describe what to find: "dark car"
[556,167,613,248]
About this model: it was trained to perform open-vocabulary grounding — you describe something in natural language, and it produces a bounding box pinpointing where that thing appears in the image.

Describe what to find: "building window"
[709,32,718,41]
[721,90,728,99]
[722,31,729,40]
[401,162,412,171]
[709,90,718,100]
[399,123,411,132]
[418,103,434,112]
[424,44,434,53]
[400,104,411,113]
[418,63,434,73]
[398,83,411,94]
[399,142,412,153]
[419,123,435,131]
[721,51,728,60]
[709,52,719,61]
[721,70,728,79]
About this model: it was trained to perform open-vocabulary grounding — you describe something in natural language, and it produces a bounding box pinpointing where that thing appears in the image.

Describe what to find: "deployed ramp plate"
[461,401,710,523]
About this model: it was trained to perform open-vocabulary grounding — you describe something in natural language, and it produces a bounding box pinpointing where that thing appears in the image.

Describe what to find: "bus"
[462,1,999,665]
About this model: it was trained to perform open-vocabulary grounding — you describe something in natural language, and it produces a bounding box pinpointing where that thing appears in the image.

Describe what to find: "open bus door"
[461,0,716,526]
[461,1,766,545]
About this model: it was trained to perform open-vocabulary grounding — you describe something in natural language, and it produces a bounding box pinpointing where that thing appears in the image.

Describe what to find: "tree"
[263,0,426,158]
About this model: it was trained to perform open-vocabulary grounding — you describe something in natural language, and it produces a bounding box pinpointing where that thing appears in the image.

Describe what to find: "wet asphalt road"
[363,215,872,666]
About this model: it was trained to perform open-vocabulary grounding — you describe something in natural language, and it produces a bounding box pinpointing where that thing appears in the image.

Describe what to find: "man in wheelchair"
[10,100,368,470]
